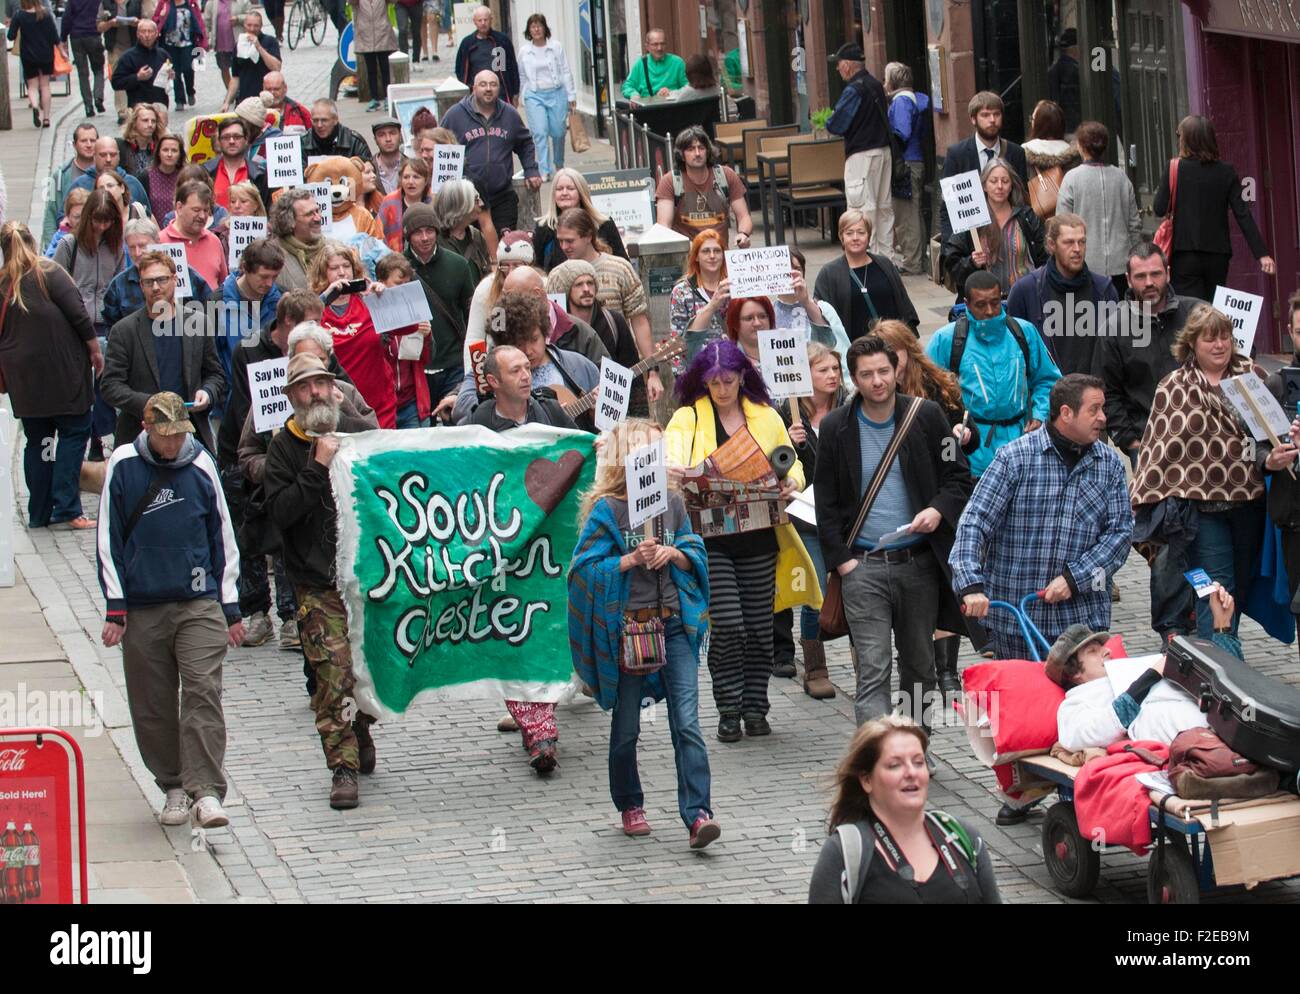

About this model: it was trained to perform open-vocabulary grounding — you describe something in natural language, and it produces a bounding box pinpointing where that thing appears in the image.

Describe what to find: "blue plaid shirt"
[949,427,1133,643]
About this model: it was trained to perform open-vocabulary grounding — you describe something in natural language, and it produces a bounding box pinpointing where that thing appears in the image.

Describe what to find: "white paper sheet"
[362,280,433,334]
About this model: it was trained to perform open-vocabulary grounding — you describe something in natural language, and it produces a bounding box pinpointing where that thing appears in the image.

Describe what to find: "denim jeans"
[22,410,92,526]
[394,3,423,60]
[395,399,427,428]
[1187,502,1265,637]
[92,334,116,439]
[841,546,941,727]
[609,618,712,828]
[795,522,827,640]
[524,86,569,177]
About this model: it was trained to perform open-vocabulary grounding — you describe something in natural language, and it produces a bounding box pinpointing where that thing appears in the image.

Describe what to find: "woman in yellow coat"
[665,339,821,743]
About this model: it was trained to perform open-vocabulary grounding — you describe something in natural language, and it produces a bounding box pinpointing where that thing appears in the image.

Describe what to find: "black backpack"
[947,312,1032,378]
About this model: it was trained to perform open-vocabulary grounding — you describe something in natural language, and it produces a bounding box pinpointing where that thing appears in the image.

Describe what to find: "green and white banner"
[331,425,596,718]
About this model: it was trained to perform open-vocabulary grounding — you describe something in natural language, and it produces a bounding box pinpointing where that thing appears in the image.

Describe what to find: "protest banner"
[430,145,466,194]
[595,357,632,431]
[227,216,268,272]
[303,182,334,233]
[940,169,991,234]
[267,134,304,188]
[725,246,793,299]
[583,170,654,237]
[332,425,596,717]
[758,326,811,399]
[1221,372,1292,443]
[247,357,290,434]
[1212,286,1265,355]
[626,438,668,530]
[146,243,192,298]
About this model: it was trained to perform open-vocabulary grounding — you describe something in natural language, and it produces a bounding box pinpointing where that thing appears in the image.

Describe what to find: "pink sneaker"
[689,814,721,850]
[621,807,651,837]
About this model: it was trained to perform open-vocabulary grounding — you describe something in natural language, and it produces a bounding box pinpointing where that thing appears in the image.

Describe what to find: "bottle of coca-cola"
[2,822,24,904]
[20,824,39,901]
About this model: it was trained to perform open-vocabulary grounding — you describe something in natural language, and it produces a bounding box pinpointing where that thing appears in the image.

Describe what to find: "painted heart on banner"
[524,451,586,515]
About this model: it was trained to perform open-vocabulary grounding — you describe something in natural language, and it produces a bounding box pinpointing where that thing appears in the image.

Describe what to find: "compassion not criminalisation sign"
[331,425,596,718]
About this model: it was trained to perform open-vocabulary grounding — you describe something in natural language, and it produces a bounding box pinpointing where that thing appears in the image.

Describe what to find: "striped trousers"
[706,548,778,718]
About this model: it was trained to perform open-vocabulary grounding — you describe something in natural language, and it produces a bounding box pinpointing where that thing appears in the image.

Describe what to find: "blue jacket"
[215,272,281,415]
[888,89,930,162]
[440,95,539,198]
[925,308,1060,477]
[68,167,153,217]
[949,427,1132,646]
[101,262,211,328]
[826,69,889,156]
[97,432,240,623]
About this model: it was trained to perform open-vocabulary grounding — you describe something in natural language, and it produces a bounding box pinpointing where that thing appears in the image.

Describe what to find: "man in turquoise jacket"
[621,28,687,100]
[925,271,1060,478]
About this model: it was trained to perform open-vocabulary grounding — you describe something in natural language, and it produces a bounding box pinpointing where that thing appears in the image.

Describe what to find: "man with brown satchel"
[813,334,979,731]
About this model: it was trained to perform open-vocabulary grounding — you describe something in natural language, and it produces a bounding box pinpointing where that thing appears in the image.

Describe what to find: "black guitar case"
[1165,636,1300,777]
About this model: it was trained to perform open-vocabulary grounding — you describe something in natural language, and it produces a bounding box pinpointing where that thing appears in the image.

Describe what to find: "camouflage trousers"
[296,586,375,771]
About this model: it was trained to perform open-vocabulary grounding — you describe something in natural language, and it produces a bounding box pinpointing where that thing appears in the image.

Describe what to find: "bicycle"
[286,0,328,50]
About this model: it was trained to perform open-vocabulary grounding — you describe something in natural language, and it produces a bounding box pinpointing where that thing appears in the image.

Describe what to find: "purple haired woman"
[664,339,820,743]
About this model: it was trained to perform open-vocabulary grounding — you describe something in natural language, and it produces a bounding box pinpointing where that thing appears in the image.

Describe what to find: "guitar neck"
[562,350,670,417]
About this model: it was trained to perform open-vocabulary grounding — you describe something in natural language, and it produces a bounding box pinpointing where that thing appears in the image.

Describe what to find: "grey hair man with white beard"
[262,352,379,811]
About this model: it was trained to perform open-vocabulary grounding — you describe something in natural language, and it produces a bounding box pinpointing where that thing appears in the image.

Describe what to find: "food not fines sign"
[0,733,82,903]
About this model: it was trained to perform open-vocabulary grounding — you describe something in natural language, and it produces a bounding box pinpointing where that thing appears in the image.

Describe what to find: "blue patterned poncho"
[567,497,710,711]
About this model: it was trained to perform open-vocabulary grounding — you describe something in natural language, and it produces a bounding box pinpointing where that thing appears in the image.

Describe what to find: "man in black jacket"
[262,353,378,810]
[469,346,577,432]
[109,18,171,107]
[101,251,224,454]
[938,91,1028,242]
[813,334,977,729]
[826,43,895,261]
[301,99,372,163]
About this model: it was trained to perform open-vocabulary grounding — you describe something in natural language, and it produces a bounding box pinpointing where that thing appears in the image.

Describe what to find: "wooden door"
[1119,0,1179,219]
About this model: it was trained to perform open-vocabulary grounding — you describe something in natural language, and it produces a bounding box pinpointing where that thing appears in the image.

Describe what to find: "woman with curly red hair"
[669,229,730,367]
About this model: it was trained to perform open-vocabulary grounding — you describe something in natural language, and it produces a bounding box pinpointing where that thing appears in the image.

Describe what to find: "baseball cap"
[143,392,195,436]
[829,43,866,64]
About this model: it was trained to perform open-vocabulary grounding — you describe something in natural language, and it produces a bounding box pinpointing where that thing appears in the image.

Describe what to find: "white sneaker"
[160,788,190,826]
[243,611,274,647]
[191,796,229,829]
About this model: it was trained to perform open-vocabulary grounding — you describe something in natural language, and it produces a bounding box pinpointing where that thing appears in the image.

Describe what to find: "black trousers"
[1170,250,1230,302]
[362,51,391,101]
[486,187,520,234]
[1281,529,1300,655]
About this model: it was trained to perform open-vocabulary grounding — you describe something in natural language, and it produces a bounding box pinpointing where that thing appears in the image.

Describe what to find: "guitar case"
[1165,636,1300,777]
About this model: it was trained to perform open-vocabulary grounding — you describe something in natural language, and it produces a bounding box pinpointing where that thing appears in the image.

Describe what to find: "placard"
[1212,285,1265,356]
[227,216,268,271]
[430,144,465,194]
[453,2,476,40]
[146,242,192,298]
[595,357,632,432]
[267,134,304,188]
[1221,372,1291,442]
[758,326,811,398]
[626,438,668,529]
[725,246,793,299]
[391,96,433,154]
[584,170,655,237]
[940,169,990,234]
[302,182,334,233]
[363,280,433,333]
[248,357,290,434]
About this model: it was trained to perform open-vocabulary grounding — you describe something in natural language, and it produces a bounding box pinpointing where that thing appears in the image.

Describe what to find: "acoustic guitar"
[549,337,687,418]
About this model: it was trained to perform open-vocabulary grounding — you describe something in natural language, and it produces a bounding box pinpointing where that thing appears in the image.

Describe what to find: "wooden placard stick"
[1239,387,1297,480]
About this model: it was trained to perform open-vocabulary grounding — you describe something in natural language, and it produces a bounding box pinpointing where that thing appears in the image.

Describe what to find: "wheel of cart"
[988,594,1104,898]
[1147,828,1201,904]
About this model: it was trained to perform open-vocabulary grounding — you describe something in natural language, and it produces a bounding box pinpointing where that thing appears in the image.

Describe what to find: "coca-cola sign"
[0,735,78,903]
[0,749,28,772]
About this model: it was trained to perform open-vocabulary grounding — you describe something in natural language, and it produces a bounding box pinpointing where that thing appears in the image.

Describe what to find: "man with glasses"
[621,28,686,101]
[654,127,751,247]
[267,189,326,291]
[159,180,229,292]
[102,251,226,455]
[205,118,270,210]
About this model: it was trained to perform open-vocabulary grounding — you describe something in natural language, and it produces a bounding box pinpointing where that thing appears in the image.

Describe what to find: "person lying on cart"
[1045,588,1240,752]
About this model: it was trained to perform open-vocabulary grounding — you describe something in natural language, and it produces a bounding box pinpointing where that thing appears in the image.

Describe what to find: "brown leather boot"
[330,766,359,809]
[354,718,376,775]
[801,639,836,699]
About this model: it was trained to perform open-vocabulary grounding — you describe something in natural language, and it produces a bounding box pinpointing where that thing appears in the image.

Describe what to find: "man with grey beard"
[261,353,378,810]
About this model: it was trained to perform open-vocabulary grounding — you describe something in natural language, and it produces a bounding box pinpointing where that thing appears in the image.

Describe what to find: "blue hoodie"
[888,89,930,162]
[925,307,1061,477]
[97,432,240,624]
[439,94,539,198]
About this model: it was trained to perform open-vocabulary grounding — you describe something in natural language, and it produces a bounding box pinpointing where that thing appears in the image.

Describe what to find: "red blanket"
[1073,740,1168,855]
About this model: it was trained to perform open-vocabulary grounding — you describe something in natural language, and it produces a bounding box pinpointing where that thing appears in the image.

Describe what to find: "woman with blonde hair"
[669,229,730,366]
[532,167,627,271]
[0,222,103,529]
[117,103,162,179]
[569,419,718,847]
[226,182,267,218]
[310,242,397,428]
[813,208,919,335]
[432,178,497,283]
[808,716,1000,904]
